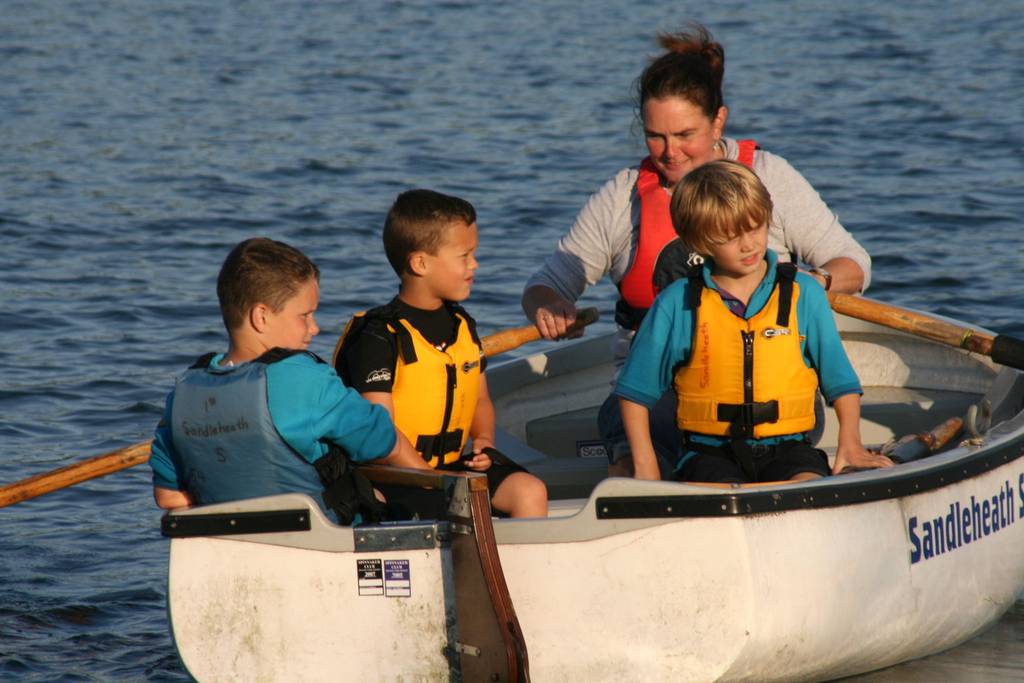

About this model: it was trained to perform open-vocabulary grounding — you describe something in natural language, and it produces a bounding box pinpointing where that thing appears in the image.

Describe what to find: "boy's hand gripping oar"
[0,308,599,508]
[828,292,1024,371]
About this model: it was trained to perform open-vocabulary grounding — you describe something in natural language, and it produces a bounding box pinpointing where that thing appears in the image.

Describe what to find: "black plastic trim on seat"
[162,508,312,537]
[597,434,1024,519]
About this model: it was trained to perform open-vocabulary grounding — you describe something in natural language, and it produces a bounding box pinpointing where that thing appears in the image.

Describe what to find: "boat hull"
[163,315,1024,681]
[497,446,1024,681]
[167,513,456,681]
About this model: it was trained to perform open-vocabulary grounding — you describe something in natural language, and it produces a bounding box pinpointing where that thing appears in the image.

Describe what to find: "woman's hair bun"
[656,23,724,75]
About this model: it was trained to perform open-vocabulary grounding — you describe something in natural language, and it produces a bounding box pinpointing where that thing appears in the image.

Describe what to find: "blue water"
[2,1,1023,680]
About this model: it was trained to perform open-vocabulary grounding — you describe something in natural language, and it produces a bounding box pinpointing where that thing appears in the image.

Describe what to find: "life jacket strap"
[188,348,320,370]
[448,302,482,349]
[189,352,218,369]
[314,444,387,525]
[415,428,466,462]
[687,270,705,309]
[775,263,797,327]
[716,400,780,438]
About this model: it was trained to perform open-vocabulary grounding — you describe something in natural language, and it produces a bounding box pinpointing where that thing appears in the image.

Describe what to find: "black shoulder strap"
[775,262,798,327]
[254,348,322,365]
[369,301,418,365]
[447,302,482,349]
[687,269,705,310]
[188,352,218,370]
[391,323,417,365]
[344,301,418,368]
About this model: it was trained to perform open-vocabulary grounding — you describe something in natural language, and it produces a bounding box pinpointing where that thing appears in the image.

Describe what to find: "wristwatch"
[809,266,832,291]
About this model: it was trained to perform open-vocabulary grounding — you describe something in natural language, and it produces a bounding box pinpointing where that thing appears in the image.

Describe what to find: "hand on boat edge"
[832,446,895,475]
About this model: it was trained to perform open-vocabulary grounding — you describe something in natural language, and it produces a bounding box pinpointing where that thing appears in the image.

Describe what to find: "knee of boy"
[514,473,549,508]
[528,475,549,503]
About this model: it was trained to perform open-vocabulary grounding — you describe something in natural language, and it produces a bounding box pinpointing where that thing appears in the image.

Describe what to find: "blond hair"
[669,160,772,255]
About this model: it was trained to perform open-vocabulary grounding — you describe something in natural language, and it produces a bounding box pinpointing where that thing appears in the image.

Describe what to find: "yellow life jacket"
[674,265,818,439]
[334,303,483,468]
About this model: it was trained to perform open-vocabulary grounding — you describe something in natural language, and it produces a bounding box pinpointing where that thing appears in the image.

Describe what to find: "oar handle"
[828,292,1024,371]
[480,307,599,357]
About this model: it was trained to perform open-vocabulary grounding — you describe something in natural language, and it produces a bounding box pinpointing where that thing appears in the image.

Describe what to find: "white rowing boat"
[162,304,1024,682]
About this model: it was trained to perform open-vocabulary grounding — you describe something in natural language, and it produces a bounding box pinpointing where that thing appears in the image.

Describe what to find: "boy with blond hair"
[616,161,893,483]
[335,189,548,517]
[150,237,413,523]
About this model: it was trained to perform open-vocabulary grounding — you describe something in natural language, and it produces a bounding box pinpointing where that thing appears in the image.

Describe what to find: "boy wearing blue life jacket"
[150,237,416,523]
[616,161,894,483]
[334,189,548,517]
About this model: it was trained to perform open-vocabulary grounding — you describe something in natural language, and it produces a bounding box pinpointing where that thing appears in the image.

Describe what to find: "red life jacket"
[615,139,758,329]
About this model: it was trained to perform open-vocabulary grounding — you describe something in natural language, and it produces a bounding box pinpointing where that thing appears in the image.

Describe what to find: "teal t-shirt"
[614,250,861,449]
[150,352,396,491]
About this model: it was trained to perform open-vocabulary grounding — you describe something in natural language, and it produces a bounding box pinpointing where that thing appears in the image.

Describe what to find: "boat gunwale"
[597,408,1024,519]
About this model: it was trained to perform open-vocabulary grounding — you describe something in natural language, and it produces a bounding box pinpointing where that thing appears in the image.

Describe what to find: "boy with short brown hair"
[150,237,407,524]
[335,189,548,517]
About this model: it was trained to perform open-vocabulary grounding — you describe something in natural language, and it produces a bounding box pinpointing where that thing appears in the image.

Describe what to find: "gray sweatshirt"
[525,137,871,304]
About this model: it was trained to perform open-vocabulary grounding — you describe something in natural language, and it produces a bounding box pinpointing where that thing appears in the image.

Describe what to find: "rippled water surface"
[2,1,1023,680]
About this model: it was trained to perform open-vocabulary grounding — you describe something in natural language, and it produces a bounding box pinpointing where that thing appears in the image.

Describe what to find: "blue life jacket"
[171,350,340,520]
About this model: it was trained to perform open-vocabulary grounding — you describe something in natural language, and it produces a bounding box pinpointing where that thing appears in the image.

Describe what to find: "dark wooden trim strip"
[598,434,1024,520]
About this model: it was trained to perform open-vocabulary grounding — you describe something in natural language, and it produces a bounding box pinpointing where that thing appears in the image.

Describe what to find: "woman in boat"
[521,22,871,478]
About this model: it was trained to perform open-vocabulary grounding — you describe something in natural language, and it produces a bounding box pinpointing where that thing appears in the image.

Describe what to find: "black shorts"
[378,453,527,520]
[678,440,830,484]
[438,453,527,496]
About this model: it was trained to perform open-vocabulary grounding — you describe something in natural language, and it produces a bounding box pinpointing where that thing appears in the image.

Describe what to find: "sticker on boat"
[384,559,411,597]
[357,558,412,597]
[357,559,384,596]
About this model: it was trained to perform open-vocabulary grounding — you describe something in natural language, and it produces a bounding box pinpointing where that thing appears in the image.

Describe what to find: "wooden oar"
[481,306,598,357]
[828,292,1024,371]
[360,465,530,681]
[0,308,600,509]
[0,441,154,508]
[882,416,964,464]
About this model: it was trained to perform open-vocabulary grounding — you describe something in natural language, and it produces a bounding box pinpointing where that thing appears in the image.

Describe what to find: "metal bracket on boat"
[449,522,474,536]
[450,642,482,657]
[354,521,449,552]
[445,475,473,519]
[965,400,992,440]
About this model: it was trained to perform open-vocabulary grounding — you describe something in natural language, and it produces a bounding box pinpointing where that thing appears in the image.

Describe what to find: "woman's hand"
[535,300,579,340]
[523,285,580,340]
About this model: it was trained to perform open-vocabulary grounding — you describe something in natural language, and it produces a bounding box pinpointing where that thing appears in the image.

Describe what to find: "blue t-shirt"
[615,250,861,445]
[150,352,396,491]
